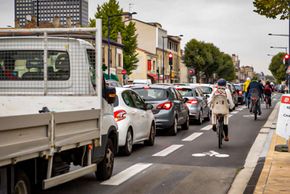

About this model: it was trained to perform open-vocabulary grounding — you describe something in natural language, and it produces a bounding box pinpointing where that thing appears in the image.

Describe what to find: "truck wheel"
[14,171,31,194]
[96,138,114,181]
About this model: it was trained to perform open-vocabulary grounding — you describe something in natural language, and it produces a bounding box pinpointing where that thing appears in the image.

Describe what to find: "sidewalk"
[254,132,290,194]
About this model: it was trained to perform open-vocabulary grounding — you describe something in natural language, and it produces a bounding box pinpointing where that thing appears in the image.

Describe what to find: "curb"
[227,102,279,194]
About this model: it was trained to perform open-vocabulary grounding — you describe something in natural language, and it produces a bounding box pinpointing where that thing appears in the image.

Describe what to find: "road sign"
[276,94,290,139]
[121,69,127,75]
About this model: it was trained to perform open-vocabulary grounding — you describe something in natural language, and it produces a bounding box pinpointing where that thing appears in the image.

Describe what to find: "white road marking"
[229,115,233,118]
[237,108,244,111]
[182,132,203,141]
[192,150,230,158]
[152,144,183,157]
[231,111,238,114]
[201,125,212,131]
[243,115,262,118]
[101,163,152,186]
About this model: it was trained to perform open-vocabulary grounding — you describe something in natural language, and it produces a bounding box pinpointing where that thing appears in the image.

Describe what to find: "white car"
[114,87,156,155]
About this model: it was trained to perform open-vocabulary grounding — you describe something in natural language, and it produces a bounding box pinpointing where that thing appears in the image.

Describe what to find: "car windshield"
[176,88,193,97]
[134,88,168,101]
[200,86,212,94]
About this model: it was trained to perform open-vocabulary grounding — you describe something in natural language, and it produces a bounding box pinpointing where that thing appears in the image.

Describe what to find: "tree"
[253,0,289,20]
[183,39,205,81]
[269,52,287,83]
[89,0,138,75]
[217,53,236,81]
[122,21,139,75]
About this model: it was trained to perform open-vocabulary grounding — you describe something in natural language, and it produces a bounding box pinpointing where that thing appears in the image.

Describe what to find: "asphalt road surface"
[38,94,281,194]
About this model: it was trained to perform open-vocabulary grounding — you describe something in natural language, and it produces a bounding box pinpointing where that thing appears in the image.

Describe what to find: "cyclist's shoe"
[224,136,229,141]
[212,125,217,132]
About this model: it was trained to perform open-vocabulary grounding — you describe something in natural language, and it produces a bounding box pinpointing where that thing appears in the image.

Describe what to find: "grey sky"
[0,0,288,75]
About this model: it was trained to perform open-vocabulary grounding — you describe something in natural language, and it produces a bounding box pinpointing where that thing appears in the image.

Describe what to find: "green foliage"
[269,52,287,83]
[184,39,235,81]
[253,0,290,20]
[122,21,139,75]
[217,53,236,81]
[89,0,138,75]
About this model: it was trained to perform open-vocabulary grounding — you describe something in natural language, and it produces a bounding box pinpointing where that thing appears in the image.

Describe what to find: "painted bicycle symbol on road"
[192,150,230,158]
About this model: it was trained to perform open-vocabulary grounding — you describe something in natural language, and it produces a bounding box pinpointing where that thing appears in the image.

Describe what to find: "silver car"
[176,86,211,124]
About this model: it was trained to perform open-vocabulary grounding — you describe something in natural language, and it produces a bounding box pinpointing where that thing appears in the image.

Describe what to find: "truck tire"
[14,171,31,194]
[96,138,114,181]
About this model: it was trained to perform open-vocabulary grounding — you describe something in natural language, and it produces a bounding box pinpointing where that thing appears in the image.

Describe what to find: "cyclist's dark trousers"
[223,125,228,136]
[265,94,271,106]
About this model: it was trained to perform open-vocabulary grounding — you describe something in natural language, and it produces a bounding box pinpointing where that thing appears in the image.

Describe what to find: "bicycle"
[216,114,224,149]
[251,96,259,120]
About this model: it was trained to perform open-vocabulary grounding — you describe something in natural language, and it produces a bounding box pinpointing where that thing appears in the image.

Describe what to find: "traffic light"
[284,54,289,65]
[188,69,195,76]
[169,52,173,66]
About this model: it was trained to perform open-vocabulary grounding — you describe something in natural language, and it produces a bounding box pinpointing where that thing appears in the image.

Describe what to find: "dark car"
[234,84,244,104]
[176,86,210,124]
[132,84,189,136]
[227,82,239,107]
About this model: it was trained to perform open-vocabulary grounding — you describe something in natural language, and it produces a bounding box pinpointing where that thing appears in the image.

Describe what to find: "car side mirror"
[145,103,154,110]
[105,86,116,104]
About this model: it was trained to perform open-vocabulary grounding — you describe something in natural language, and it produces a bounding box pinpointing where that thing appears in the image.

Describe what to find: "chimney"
[66,16,72,28]
[53,16,61,28]
[117,32,122,44]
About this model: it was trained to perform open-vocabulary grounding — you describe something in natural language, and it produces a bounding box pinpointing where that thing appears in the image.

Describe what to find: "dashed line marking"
[101,163,152,186]
[201,125,212,131]
[231,111,238,114]
[229,115,233,118]
[152,144,183,157]
[182,132,203,141]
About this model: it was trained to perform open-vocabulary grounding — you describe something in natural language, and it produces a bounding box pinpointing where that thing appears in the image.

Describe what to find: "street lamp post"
[161,34,183,83]
[270,46,288,53]
[107,12,136,80]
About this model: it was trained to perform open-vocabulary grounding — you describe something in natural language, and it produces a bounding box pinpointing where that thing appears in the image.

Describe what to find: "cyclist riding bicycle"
[209,79,235,141]
[264,81,273,107]
[247,78,263,115]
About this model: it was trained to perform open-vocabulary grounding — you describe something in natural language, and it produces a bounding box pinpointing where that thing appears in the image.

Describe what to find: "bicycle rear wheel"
[253,103,257,120]
[217,119,223,149]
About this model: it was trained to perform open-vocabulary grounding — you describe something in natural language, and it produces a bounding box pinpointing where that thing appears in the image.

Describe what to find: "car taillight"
[157,101,173,110]
[114,110,127,122]
[187,99,198,105]
[239,91,243,95]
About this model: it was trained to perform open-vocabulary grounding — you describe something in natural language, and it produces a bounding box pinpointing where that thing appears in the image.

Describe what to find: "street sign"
[121,69,127,75]
[276,94,290,140]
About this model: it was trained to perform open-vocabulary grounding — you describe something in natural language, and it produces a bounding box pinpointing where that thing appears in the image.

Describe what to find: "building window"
[118,53,122,67]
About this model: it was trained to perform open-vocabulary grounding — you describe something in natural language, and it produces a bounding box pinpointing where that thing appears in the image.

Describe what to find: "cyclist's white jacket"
[209,87,235,114]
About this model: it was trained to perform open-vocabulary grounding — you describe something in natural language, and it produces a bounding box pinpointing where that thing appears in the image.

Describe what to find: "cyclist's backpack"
[264,85,271,95]
[251,88,259,99]
[211,87,229,115]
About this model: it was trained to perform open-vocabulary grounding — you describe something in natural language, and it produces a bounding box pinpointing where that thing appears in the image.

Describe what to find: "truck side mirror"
[105,86,116,104]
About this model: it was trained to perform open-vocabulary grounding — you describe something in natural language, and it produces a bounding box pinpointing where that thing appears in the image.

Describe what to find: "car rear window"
[113,95,119,107]
[176,88,194,97]
[234,85,242,90]
[200,86,212,94]
[133,88,168,101]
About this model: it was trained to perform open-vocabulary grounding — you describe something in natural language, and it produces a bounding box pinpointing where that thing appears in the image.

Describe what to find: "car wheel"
[122,129,133,156]
[169,117,178,136]
[204,110,211,121]
[196,110,203,125]
[96,138,114,180]
[14,171,30,194]
[181,114,189,130]
[144,124,155,146]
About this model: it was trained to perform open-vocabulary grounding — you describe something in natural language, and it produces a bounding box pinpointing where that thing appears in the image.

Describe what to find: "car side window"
[170,88,177,100]
[175,89,184,101]
[193,89,200,97]
[130,91,146,110]
[122,91,135,108]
